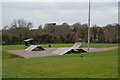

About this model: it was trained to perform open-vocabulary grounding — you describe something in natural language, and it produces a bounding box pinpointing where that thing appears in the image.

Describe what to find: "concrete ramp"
[25,45,45,51]
[25,45,38,51]
[52,42,82,55]
[71,42,82,49]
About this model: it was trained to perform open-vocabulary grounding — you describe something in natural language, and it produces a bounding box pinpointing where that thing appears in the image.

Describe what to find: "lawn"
[2,43,118,78]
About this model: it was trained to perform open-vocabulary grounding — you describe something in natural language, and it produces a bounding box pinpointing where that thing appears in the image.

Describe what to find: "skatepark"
[8,42,117,58]
[9,42,84,58]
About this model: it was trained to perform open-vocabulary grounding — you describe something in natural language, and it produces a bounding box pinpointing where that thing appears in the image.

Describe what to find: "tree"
[2,19,33,44]
[2,19,119,44]
[2,26,10,30]
[38,25,42,29]
[97,27,104,43]
[91,25,98,43]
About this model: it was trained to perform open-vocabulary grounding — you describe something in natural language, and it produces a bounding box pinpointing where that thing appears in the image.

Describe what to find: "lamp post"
[88,0,91,52]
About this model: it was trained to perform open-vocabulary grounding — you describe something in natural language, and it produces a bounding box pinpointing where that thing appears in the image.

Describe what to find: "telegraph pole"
[88,0,91,52]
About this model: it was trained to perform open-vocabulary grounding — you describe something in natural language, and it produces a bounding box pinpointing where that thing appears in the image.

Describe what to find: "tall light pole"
[88,0,91,52]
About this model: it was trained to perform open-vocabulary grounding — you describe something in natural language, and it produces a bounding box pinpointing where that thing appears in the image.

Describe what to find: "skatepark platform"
[8,47,118,58]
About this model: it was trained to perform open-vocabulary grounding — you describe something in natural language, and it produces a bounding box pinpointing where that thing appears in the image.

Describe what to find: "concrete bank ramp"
[52,42,82,55]
[71,42,82,49]
[25,45,38,51]
[25,45,44,51]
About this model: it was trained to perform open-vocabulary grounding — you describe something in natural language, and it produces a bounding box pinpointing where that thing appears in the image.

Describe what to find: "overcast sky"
[2,1,118,29]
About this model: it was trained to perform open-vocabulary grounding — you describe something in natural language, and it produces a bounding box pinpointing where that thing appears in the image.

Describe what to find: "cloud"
[2,2,118,29]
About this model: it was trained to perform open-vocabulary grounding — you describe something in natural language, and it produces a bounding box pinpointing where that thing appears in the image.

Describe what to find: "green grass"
[2,43,118,59]
[2,49,118,78]
[2,43,118,78]
[2,45,24,59]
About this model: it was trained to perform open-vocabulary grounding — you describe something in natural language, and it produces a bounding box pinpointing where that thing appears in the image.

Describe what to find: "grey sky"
[2,2,118,29]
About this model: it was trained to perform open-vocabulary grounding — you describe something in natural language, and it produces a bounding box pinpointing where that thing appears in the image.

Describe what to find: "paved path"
[81,47,118,52]
[8,47,118,58]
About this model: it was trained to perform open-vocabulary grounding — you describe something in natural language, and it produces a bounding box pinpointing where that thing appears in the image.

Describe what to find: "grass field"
[2,43,118,78]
